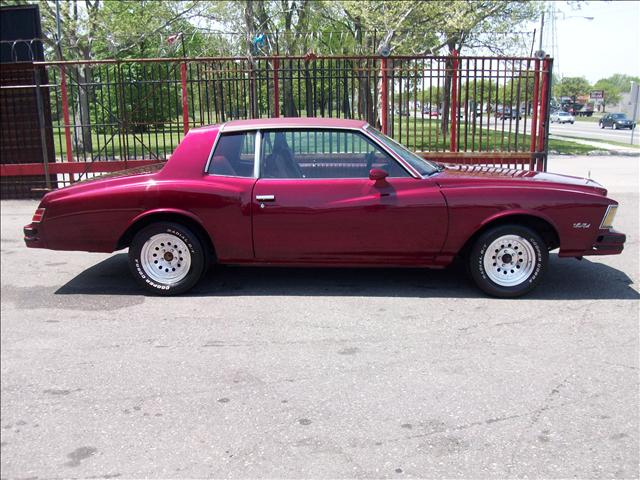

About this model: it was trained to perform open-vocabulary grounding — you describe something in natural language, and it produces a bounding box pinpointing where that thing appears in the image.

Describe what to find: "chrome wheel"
[140,233,191,285]
[483,234,536,287]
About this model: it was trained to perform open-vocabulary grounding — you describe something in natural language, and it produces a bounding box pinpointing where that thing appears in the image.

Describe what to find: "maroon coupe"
[24,118,625,297]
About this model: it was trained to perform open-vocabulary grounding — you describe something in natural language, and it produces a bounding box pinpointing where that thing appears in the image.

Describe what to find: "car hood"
[434,164,607,196]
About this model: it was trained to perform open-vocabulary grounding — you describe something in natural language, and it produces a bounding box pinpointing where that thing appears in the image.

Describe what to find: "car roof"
[191,117,369,133]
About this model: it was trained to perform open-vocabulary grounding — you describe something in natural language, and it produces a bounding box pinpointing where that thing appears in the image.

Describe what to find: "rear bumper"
[582,229,626,256]
[24,223,46,248]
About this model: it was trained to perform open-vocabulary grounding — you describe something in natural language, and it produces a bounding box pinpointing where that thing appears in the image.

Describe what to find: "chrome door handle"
[256,194,275,202]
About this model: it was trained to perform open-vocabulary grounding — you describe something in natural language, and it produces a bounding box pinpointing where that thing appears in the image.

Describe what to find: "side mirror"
[369,168,389,182]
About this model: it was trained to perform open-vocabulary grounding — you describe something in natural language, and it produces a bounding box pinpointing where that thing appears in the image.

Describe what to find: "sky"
[537,1,640,83]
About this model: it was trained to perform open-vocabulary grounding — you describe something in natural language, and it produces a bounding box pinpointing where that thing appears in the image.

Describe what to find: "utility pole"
[630,82,639,145]
[539,11,545,52]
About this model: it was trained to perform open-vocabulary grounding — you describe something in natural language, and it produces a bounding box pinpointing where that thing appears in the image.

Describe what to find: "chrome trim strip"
[205,123,421,180]
[223,122,367,133]
[203,123,225,175]
[254,129,262,179]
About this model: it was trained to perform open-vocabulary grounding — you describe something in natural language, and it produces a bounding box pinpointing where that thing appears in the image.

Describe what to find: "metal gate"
[0,53,552,198]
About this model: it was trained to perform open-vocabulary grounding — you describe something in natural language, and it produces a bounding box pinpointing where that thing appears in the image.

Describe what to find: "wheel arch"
[459,212,560,258]
[116,209,216,260]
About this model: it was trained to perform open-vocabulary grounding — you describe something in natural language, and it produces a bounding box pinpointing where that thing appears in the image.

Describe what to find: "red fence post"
[180,62,189,134]
[273,58,280,117]
[450,50,459,152]
[59,65,74,182]
[381,57,388,134]
[529,59,541,170]
[536,57,551,171]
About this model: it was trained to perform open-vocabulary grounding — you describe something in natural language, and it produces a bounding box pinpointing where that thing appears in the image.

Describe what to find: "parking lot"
[1,155,638,478]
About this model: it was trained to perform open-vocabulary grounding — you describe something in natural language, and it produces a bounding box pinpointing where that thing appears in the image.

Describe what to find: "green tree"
[593,74,640,112]
[554,77,592,100]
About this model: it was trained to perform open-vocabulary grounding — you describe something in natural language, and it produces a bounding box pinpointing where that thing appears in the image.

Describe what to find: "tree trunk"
[283,60,298,117]
[440,41,459,138]
[342,62,351,118]
[440,65,451,137]
[73,65,93,154]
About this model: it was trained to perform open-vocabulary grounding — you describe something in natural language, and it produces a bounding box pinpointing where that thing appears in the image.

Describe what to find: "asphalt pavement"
[447,115,639,148]
[1,155,638,479]
[550,120,639,147]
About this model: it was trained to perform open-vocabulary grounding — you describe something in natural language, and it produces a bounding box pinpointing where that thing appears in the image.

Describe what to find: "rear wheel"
[129,222,206,295]
[469,224,548,298]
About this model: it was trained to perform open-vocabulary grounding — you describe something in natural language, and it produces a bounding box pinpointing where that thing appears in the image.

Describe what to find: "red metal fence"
[0,53,553,198]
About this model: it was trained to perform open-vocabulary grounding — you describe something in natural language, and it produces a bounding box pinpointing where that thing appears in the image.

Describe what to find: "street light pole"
[630,82,639,145]
[539,11,545,52]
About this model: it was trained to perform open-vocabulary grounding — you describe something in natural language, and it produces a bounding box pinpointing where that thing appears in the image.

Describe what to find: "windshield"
[366,126,438,176]
[558,112,570,116]
[612,113,626,119]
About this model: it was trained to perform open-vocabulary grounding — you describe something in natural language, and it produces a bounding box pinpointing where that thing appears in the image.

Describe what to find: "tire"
[613,123,617,130]
[600,122,604,129]
[129,222,207,295]
[468,224,548,298]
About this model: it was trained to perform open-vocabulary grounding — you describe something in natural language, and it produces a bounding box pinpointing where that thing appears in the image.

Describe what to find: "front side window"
[208,131,256,177]
[366,126,438,176]
[260,129,409,179]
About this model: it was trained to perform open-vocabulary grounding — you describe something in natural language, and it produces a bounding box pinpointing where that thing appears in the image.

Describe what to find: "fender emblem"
[572,222,591,229]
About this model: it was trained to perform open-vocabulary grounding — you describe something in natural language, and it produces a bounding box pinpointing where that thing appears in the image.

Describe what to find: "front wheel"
[129,222,206,295]
[613,123,618,130]
[468,225,548,298]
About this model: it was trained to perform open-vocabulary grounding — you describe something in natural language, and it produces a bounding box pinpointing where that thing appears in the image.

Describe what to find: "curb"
[548,150,640,157]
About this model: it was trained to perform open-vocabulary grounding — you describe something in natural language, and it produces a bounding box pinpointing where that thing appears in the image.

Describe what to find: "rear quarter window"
[208,131,256,177]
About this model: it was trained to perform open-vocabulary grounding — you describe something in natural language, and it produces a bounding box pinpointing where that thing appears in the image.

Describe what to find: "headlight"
[600,205,618,229]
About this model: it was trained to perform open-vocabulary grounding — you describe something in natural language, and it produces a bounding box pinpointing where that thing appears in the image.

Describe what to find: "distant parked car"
[599,113,636,130]
[423,107,440,117]
[550,111,575,124]
[495,106,521,121]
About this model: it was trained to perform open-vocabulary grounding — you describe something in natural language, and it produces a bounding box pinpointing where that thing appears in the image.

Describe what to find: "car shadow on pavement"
[55,253,639,300]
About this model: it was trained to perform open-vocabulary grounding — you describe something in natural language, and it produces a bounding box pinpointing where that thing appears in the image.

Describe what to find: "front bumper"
[24,223,46,248]
[583,229,626,256]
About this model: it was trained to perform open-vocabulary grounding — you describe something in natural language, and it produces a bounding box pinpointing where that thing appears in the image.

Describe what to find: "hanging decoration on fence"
[252,34,267,55]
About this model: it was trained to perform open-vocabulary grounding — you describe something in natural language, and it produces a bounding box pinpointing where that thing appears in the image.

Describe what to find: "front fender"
[476,208,560,240]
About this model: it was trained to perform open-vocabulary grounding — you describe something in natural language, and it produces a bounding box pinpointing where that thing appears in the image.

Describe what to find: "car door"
[193,130,258,262]
[251,128,448,265]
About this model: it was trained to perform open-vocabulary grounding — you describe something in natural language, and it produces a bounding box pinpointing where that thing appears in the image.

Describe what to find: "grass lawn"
[550,133,640,150]
[574,114,604,123]
[390,117,596,155]
[50,115,600,161]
